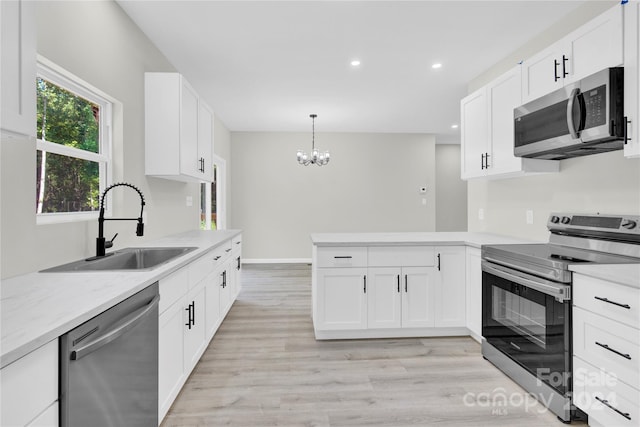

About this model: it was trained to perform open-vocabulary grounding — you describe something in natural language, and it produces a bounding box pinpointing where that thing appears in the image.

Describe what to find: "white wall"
[436,144,467,232]
[230,132,437,261]
[466,1,640,241]
[0,0,220,278]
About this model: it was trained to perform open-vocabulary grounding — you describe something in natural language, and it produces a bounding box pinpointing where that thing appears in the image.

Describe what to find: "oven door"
[482,261,572,395]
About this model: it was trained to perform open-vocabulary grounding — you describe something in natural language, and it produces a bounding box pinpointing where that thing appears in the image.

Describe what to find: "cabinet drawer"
[189,253,213,289]
[232,234,242,252]
[574,307,639,390]
[159,267,189,313]
[368,246,435,267]
[1,339,58,427]
[574,357,639,427]
[317,247,367,268]
[573,274,639,328]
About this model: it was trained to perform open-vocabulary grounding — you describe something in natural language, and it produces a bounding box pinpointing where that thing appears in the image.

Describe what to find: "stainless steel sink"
[42,246,198,272]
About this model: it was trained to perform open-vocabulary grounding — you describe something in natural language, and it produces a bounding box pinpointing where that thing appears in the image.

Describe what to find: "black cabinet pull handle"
[221,270,226,288]
[437,253,441,271]
[185,305,192,329]
[397,274,400,293]
[363,275,367,293]
[624,116,630,145]
[404,275,408,293]
[595,341,631,360]
[562,55,569,77]
[225,248,232,253]
[214,255,221,261]
[554,59,560,82]
[485,153,490,169]
[237,256,241,270]
[334,256,352,259]
[192,301,195,326]
[594,296,631,309]
[480,153,485,170]
[595,396,631,421]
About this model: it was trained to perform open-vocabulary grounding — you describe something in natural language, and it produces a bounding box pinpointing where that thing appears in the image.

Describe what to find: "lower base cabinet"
[465,247,482,342]
[158,236,242,423]
[0,339,58,427]
[313,245,468,339]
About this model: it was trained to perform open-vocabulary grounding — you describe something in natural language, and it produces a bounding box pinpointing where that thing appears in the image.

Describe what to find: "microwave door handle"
[567,88,580,139]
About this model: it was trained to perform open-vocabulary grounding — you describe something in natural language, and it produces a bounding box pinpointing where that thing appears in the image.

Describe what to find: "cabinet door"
[564,5,623,85]
[401,267,437,328]
[205,270,221,340]
[465,247,482,341]
[183,284,206,373]
[316,268,368,330]
[487,66,522,175]
[0,0,36,136]
[624,1,640,158]
[521,42,565,103]
[434,247,466,328]
[219,266,232,316]
[179,78,200,179]
[367,267,402,329]
[198,101,214,181]
[460,88,488,179]
[158,300,185,420]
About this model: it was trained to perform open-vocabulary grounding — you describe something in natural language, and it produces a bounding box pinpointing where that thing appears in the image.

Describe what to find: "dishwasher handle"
[70,294,160,361]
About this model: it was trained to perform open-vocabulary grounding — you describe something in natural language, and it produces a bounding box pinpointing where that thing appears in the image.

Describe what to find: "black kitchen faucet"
[92,182,145,259]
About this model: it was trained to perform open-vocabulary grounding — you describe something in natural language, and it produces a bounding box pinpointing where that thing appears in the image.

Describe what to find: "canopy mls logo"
[462,387,551,416]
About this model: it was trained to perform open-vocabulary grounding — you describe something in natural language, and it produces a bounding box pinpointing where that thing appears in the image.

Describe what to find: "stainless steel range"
[481,213,640,423]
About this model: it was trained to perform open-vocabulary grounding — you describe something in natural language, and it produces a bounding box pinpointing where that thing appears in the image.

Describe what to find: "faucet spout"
[95,183,146,258]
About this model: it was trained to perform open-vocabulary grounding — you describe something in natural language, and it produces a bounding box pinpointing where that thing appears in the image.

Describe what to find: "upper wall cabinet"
[624,1,640,158]
[460,66,559,180]
[521,5,623,103]
[145,73,214,182]
[1,0,36,137]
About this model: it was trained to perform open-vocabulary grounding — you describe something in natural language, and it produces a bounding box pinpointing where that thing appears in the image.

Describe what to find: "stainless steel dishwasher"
[60,283,159,427]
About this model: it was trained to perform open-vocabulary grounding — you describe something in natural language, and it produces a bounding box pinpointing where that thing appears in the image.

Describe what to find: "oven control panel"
[548,213,640,235]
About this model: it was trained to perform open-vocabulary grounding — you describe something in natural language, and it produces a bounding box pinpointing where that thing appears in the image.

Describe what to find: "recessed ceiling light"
[432,63,442,69]
[451,124,459,129]
[350,60,361,67]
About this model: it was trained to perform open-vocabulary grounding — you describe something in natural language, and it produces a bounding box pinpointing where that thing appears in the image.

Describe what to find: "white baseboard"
[242,258,312,264]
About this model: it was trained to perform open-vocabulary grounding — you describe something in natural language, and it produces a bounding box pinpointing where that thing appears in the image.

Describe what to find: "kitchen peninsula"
[310,232,530,340]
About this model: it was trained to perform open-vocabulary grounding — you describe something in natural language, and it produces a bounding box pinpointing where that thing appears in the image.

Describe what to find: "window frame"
[35,56,114,224]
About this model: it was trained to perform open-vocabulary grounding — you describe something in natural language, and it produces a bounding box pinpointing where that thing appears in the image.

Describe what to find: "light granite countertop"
[0,229,241,369]
[310,231,537,248]
[570,263,640,289]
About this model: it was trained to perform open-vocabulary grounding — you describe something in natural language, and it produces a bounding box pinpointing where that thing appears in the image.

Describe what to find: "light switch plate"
[478,208,485,220]
[186,196,193,207]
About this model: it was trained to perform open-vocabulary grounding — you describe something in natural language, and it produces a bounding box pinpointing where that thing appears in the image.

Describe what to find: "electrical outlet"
[526,210,534,224]
[478,208,485,220]
[186,196,193,207]
[422,198,427,206]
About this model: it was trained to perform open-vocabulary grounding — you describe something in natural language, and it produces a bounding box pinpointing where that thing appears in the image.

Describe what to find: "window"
[200,156,226,230]
[35,59,112,223]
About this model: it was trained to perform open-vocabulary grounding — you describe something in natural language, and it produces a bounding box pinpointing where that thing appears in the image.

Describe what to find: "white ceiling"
[117,0,589,141]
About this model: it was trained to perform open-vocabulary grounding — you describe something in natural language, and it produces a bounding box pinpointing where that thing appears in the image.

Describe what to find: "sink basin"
[42,247,198,272]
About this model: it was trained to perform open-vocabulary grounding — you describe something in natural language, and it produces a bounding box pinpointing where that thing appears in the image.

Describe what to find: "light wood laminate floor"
[161,264,584,427]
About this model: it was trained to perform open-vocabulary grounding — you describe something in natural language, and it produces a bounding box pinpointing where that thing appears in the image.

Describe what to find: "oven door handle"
[482,261,571,302]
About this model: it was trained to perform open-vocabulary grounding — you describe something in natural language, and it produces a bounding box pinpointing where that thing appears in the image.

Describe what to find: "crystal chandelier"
[297,114,330,166]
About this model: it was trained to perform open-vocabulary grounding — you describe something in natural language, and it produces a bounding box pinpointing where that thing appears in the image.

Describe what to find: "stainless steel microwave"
[514,67,625,160]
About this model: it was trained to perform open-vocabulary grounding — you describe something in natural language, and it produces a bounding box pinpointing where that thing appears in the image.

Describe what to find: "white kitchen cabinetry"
[231,234,243,298]
[316,267,368,331]
[0,0,36,137]
[573,273,639,427]
[522,4,623,103]
[461,66,558,180]
[367,266,436,329]
[465,247,482,342]
[0,339,58,427]
[313,244,469,339]
[624,1,640,158]
[182,283,206,374]
[434,247,466,328]
[158,236,241,422]
[145,73,214,182]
